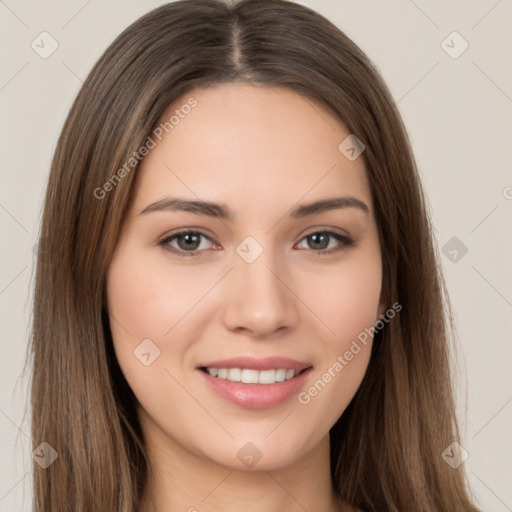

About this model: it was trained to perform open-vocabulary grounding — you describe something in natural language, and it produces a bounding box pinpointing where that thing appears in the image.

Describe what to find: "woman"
[29,0,481,510]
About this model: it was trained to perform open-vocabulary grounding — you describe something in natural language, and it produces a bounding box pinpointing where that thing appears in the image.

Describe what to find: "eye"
[295,230,355,255]
[159,230,216,258]
[158,229,355,258]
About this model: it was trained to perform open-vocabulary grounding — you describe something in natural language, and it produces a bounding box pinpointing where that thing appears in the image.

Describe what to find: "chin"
[198,430,319,472]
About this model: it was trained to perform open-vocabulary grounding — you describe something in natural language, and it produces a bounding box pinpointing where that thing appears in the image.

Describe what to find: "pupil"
[310,233,328,250]
[179,233,200,250]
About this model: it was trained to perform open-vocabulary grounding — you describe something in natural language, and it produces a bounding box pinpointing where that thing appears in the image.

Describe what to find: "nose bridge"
[222,235,298,335]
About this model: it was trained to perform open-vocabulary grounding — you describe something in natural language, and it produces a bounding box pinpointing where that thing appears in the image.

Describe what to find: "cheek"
[105,246,174,382]
[105,244,222,394]
[305,250,382,347]
[334,267,381,340]
[295,251,381,415]
[106,248,206,344]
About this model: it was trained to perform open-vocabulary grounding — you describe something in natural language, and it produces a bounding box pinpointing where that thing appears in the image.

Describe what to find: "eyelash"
[158,229,355,259]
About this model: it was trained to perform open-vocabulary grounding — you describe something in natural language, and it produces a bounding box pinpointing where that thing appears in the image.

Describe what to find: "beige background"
[1,0,511,510]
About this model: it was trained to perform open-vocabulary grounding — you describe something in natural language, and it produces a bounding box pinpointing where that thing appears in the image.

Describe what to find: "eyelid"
[300,225,351,239]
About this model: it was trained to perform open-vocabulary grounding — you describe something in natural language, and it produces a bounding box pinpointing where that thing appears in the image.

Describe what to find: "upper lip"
[197,356,312,374]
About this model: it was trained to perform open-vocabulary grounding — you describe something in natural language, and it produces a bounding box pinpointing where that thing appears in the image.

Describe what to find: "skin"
[106,82,385,512]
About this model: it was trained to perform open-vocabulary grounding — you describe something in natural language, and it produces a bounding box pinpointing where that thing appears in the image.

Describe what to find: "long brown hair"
[27,0,480,510]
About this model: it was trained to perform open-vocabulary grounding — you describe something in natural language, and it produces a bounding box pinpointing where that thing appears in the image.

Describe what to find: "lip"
[197,356,312,374]
[196,356,313,409]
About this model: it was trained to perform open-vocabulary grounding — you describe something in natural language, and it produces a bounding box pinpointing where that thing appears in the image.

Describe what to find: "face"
[106,82,385,471]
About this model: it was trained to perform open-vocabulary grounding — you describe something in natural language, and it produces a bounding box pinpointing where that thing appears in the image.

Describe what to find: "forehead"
[131,82,372,219]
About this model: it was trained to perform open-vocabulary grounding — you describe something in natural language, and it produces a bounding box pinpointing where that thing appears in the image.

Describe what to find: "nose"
[221,247,300,338]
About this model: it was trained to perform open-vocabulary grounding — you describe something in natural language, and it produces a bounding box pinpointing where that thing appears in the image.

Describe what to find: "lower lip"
[197,368,313,409]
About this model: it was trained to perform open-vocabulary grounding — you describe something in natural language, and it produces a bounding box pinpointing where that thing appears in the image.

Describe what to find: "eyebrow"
[140,195,369,221]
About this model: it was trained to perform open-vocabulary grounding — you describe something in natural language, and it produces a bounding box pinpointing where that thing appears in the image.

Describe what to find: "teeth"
[227,368,241,382]
[241,369,259,384]
[258,369,275,384]
[275,369,286,382]
[205,367,297,384]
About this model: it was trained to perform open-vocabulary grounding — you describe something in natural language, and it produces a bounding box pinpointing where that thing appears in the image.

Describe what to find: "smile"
[196,357,313,409]
[202,367,299,384]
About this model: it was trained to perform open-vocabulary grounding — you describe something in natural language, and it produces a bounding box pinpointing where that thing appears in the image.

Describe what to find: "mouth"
[196,356,313,409]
